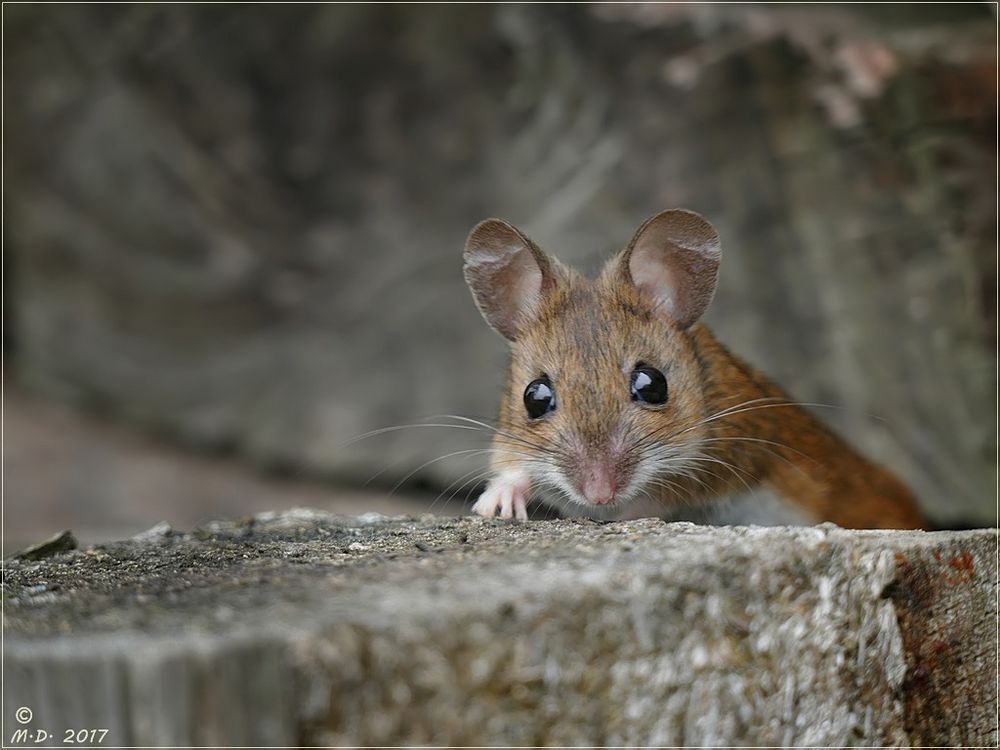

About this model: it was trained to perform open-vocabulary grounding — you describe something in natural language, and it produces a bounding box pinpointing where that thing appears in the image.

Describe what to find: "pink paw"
[471,472,531,521]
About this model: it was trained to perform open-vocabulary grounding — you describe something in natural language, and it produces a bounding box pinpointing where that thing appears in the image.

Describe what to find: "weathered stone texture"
[3,512,995,746]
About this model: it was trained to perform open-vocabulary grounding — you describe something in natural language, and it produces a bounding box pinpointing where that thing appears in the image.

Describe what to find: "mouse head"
[463,209,722,512]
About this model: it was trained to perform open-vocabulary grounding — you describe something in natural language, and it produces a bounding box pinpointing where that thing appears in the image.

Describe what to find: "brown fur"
[469,216,926,530]
[683,326,926,529]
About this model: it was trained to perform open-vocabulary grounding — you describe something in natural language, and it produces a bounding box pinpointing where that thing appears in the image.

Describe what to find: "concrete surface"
[3,511,996,746]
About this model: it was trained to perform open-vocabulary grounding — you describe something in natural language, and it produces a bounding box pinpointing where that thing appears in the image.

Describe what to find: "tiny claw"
[499,486,514,518]
[513,492,528,521]
[471,492,498,518]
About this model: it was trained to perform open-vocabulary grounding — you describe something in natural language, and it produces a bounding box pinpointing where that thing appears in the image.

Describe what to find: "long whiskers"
[347,416,556,459]
[427,414,565,457]
[386,447,534,498]
[695,435,815,477]
[350,398,836,517]
[632,396,852,452]
[347,414,562,501]
[345,422,486,446]
[429,452,553,514]
[674,398,855,444]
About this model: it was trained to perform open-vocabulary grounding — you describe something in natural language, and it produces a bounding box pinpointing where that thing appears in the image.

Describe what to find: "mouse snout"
[580,461,618,506]
[566,429,633,506]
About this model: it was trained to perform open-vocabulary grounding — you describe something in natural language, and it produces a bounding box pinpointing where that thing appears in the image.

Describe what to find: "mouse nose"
[581,462,617,506]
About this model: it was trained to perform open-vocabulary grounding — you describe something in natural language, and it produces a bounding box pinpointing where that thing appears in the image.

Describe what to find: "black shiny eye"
[523,376,556,419]
[630,366,668,405]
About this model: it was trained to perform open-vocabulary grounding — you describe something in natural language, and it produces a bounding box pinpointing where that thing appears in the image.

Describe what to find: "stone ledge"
[3,511,996,746]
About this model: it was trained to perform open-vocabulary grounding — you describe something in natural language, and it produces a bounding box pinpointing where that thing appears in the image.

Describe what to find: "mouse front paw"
[471,471,531,521]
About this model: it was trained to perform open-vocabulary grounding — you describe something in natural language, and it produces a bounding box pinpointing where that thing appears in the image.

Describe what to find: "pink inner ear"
[625,212,721,330]
[464,219,548,341]
[630,249,678,316]
[505,247,543,319]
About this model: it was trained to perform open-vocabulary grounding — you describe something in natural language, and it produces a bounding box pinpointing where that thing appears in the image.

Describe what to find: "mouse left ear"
[463,219,555,341]
[619,209,721,329]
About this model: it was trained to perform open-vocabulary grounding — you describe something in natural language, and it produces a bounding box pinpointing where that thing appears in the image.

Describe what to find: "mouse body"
[462,209,926,529]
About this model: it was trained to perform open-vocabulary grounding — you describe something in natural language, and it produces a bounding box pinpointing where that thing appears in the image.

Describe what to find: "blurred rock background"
[3,4,995,546]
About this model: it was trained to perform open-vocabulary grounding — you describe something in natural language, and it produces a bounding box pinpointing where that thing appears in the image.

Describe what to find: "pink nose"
[581,465,617,505]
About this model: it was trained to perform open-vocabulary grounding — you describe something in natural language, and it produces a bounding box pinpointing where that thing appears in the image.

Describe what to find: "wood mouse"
[462,209,927,529]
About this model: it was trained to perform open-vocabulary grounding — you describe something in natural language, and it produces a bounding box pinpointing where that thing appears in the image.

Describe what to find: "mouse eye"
[630,366,668,405]
[523,376,556,419]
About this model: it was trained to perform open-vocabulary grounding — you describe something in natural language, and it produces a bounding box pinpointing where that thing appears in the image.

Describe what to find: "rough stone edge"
[3,520,996,746]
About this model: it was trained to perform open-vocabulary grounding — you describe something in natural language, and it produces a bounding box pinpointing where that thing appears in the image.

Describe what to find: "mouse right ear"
[620,209,722,329]
[463,219,555,341]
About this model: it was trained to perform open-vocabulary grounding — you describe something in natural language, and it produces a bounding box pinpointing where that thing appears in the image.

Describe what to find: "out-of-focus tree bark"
[3,5,995,524]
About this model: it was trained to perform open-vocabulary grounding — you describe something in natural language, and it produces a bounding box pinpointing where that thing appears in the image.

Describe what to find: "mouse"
[461,209,927,529]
